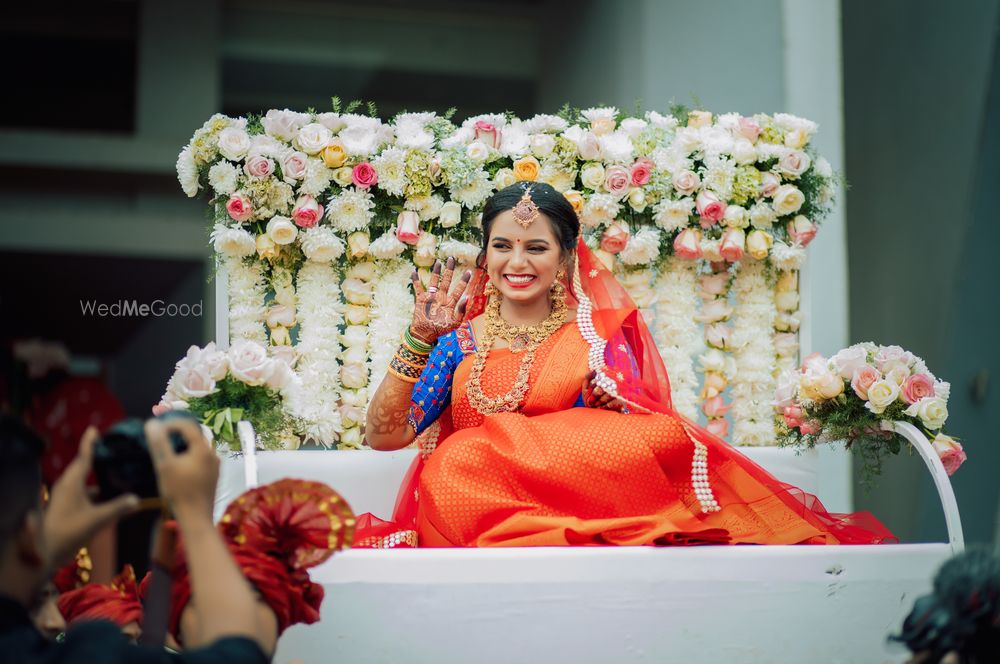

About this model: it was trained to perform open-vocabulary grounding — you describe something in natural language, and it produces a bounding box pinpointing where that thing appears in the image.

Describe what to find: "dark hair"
[480,182,580,258]
[0,415,45,545]
[891,549,1000,663]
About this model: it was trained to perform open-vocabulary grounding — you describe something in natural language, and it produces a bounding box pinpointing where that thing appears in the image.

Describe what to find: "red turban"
[57,564,143,628]
[52,547,92,593]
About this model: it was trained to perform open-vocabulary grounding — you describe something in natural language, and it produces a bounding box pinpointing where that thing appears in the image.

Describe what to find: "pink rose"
[292,194,322,228]
[851,365,881,400]
[281,150,308,182]
[352,162,378,189]
[702,395,732,418]
[673,228,702,260]
[270,345,298,367]
[760,171,781,198]
[630,158,653,186]
[266,304,296,328]
[672,170,700,196]
[603,166,631,199]
[696,191,726,227]
[799,419,822,435]
[778,150,811,178]
[705,323,731,350]
[783,405,804,429]
[577,131,601,160]
[474,120,502,149]
[719,228,746,262]
[396,210,420,245]
[243,154,274,179]
[151,401,172,417]
[706,418,729,438]
[931,434,966,476]
[599,223,630,255]
[699,272,729,298]
[226,193,253,222]
[801,352,828,374]
[697,299,733,324]
[787,216,818,247]
[902,373,936,405]
[428,157,444,186]
[738,116,761,143]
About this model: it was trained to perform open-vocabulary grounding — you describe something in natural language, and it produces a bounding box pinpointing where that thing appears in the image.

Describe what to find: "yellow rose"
[512,156,540,182]
[563,190,584,214]
[776,270,798,292]
[687,110,713,128]
[784,129,809,149]
[321,139,348,168]
[255,234,279,259]
[333,166,354,187]
[347,231,370,259]
[772,184,805,216]
[590,116,616,136]
[746,229,773,259]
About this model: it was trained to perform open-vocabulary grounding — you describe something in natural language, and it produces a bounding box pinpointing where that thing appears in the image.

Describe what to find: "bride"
[359,182,894,548]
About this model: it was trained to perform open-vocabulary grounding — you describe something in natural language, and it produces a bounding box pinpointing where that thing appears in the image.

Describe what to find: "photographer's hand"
[145,418,218,520]
[42,427,139,571]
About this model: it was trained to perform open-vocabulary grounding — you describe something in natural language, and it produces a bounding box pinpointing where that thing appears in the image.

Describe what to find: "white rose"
[778,150,812,178]
[865,379,901,414]
[346,260,376,282]
[347,232,370,259]
[904,397,949,430]
[749,202,777,229]
[341,388,368,407]
[261,109,307,141]
[341,325,368,348]
[341,278,372,305]
[619,117,647,138]
[934,380,951,401]
[772,184,805,216]
[171,365,217,399]
[723,205,748,229]
[731,138,756,165]
[493,168,517,190]
[529,134,555,158]
[466,141,490,163]
[340,362,368,389]
[228,340,275,387]
[345,304,370,325]
[332,166,354,187]
[217,127,252,161]
[830,346,869,380]
[580,163,606,190]
[266,215,298,245]
[342,345,367,366]
[295,122,333,154]
[439,201,463,228]
[627,187,647,212]
[699,349,727,373]
[339,426,363,448]
[774,290,799,312]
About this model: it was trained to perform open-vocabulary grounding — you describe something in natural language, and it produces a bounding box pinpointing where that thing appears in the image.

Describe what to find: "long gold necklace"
[466,290,567,415]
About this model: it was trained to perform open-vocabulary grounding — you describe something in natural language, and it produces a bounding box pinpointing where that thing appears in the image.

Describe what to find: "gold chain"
[466,289,567,415]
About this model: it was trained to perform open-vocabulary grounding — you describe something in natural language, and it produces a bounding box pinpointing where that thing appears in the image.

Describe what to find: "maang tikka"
[511,186,540,229]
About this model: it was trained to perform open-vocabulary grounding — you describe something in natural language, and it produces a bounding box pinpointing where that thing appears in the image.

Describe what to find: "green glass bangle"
[403,327,434,354]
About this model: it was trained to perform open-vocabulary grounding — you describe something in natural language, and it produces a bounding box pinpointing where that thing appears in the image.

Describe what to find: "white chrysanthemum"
[404,194,445,221]
[176,146,200,197]
[815,157,833,178]
[298,158,334,197]
[249,134,285,158]
[773,113,819,135]
[769,241,806,271]
[598,131,634,163]
[299,226,345,262]
[226,256,268,345]
[367,260,415,392]
[499,124,530,158]
[373,147,407,197]
[653,197,695,231]
[702,157,736,200]
[619,117,648,138]
[701,126,735,158]
[369,231,407,260]
[326,188,375,232]
[339,114,386,157]
[449,171,493,209]
[261,109,309,142]
[581,106,618,123]
[756,142,787,162]
[210,224,255,257]
[651,257,701,421]
[462,113,507,130]
[523,114,568,134]
[580,193,620,229]
[440,125,474,149]
[673,127,703,156]
[618,227,661,266]
[415,232,437,266]
[208,161,239,196]
[315,112,346,133]
[438,238,482,266]
[645,110,679,131]
[394,113,436,150]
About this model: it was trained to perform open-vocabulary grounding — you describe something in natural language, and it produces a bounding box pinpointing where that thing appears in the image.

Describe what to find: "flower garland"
[367,259,415,398]
[651,256,700,421]
[730,259,778,446]
[338,252,374,450]
[698,263,734,438]
[770,240,807,376]
[288,261,344,447]
[225,256,268,345]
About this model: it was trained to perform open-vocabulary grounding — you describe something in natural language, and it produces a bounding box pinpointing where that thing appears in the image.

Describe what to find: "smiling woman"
[358,182,895,549]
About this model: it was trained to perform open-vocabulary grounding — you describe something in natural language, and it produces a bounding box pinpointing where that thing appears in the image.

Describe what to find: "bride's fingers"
[455,269,473,298]
[438,257,456,296]
[428,260,442,292]
[411,270,425,297]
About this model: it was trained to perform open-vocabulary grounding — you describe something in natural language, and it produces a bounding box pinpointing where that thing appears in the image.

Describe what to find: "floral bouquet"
[153,341,298,451]
[775,343,966,482]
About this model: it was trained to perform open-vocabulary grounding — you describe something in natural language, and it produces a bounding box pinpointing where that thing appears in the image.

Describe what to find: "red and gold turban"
[57,564,143,628]
[52,547,92,593]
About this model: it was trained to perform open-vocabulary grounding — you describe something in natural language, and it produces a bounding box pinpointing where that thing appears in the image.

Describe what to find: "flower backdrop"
[162,100,837,450]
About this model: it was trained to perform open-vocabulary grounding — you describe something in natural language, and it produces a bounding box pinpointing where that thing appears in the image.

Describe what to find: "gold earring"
[485,280,496,296]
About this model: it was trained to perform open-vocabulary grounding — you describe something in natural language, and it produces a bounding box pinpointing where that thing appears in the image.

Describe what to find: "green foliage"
[186,377,286,451]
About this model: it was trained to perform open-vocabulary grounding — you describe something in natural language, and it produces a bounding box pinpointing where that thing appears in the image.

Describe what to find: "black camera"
[93,410,198,501]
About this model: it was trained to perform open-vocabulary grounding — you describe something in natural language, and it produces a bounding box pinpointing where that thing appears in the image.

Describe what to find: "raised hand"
[582,370,627,412]
[409,257,473,344]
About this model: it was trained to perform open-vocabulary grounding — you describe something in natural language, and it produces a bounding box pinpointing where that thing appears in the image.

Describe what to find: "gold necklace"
[466,292,567,415]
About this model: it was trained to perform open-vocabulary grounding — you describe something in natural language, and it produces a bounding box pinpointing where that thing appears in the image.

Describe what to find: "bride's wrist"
[405,326,436,352]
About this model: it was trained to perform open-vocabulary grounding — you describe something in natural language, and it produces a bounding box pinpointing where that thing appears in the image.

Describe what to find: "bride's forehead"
[489,210,558,242]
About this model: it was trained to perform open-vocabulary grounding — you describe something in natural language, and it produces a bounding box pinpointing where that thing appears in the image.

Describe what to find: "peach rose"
[687,110,712,128]
[799,419,822,436]
[321,139,348,168]
[706,418,729,438]
[600,223,630,255]
[513,156,540,181]
[226,193,253,223]
[783,405,804,429]
[603,165,631,198]
[902,373,936,405]
[243,154,274,179]
[719,228,745,263]
[705,323,731,350]
[850,365,880,400]
[746,229,773,259]
[563,190,584,214]
[702,397,731,419]
[630,158,653,186]
[292,194,322,228]
[699,272,730,298]
[738,116,761,143]
[396,211,420,245]
[672,170,700,196]
[696,190,726,227]
[702,372,728,399]
[760,172,781,198]
[673,228,702,260]
[931,433,966,476]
